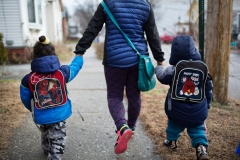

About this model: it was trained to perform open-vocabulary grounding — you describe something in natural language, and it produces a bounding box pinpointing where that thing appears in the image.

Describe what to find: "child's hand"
[76,54,83,57]
[157,61,164,66]
[207,104,211,109]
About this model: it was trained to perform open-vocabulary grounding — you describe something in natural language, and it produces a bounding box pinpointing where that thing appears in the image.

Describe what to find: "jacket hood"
[169,35,201,65]
[31,55,60,73]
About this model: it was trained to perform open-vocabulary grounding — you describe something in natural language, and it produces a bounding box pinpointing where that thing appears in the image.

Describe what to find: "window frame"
[27,0,43,30]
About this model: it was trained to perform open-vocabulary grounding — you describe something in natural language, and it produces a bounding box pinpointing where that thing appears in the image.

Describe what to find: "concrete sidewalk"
[1,47,161,160]
[228,49,240,100]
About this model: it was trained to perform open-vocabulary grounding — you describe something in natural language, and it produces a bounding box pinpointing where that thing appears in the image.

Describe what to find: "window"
[27,0,35,23]
[37,0,42,24]
[27,0,42,28]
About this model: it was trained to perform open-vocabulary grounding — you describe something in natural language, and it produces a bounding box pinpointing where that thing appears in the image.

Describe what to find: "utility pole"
[205,0,233,104]
[199,0,204,61]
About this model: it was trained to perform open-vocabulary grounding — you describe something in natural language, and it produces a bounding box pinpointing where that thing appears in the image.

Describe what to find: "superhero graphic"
[37,79,49,97]
[35,79,63,107]
[48,82,63,104]
[36,79,52,106]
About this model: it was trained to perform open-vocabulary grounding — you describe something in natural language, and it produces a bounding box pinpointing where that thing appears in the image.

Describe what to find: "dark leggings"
[104,65,141,130]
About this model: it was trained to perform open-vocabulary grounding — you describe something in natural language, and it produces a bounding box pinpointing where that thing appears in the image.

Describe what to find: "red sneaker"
[114,125,133,154]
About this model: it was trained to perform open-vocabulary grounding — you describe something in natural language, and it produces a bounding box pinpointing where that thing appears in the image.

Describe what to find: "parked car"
[160,33,176,44]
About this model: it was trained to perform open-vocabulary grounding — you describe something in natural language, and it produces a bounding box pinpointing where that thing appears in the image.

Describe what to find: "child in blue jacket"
[20,36,83,160]
[155,35,213,160]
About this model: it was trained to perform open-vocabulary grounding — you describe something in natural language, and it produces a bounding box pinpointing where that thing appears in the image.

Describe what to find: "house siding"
[0,0,24,47]
[46,0,63,45]
[46,3,55,43]
[20,0,32,46]
[0,0,64,64]
[54,0,63,44]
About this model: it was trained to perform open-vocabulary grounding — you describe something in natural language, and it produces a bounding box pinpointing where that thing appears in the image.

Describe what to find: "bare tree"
[205,0,233,104]
[73,0,163,34]
[73,0,96,34]
[148,0,163,22]
[148,0,161,8]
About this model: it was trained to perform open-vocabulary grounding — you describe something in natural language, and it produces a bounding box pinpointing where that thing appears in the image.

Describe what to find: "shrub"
[0,33,8,65]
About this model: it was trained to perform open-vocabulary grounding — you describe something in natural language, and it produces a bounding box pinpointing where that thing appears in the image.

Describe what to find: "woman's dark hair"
[33,36,56,59]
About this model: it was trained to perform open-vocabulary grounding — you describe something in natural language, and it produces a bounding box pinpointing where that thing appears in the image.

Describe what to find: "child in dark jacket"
[155,35,213,160]
[20,36,83,160]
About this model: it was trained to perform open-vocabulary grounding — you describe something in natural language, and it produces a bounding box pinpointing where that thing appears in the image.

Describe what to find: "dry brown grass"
[1,79,240,159]
[93,42,104,60]
[140,82,240,160]
[0,81,28,156]
[55,44,75,62]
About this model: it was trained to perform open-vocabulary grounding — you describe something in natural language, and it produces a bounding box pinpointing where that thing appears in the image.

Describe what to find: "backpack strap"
[167,89,172,111]
[28,72,34,93]
[28,75,41,131]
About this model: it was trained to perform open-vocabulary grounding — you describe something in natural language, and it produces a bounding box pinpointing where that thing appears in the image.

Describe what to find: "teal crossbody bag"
[101,1,156,92]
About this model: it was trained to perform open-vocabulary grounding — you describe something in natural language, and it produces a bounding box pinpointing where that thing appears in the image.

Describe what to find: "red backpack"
[28,70,67,109]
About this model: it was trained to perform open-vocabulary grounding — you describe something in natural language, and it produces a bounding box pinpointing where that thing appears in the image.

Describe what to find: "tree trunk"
[205,0,233,104]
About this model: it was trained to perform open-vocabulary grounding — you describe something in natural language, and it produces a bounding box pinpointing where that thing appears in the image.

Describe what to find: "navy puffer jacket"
[104,0,150,67]
[74,0,165,68]
[155,35,213,128]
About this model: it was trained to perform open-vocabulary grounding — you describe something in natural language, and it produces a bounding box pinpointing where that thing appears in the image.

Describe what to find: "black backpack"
[171,60,208,103]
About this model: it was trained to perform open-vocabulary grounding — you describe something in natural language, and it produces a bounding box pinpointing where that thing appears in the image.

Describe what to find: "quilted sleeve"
[155,65,174,85]
[205,73,213,109]
[67,55,84,82]
[20,75,33,111]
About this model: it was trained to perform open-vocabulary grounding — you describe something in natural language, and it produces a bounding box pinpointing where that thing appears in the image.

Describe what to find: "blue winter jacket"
[20,55,83,124]
[155,35,213,128]
[74,0,165,68]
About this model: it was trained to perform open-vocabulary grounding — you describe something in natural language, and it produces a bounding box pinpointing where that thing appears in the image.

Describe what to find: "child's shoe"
[43,149,49,156]
[163,139,178,150]
[114,124,133,154]
[196,144,209,160]
[236,142,240,156]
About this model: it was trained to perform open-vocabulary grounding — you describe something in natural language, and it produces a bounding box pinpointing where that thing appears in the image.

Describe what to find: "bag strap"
[100,1,139,55]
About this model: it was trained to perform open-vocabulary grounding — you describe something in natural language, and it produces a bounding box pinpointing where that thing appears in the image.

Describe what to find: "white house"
[0,0,65,63]
[45,0,65,45]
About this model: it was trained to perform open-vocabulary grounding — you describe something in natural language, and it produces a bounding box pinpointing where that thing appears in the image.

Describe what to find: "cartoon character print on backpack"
[36,79,63,106]
[171,60,208,102]
[181,77,195,96]
[180,73,201,96]
[28,70,67,109]
[36,79,52,106]
[48,83,62,103]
